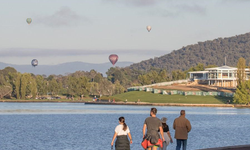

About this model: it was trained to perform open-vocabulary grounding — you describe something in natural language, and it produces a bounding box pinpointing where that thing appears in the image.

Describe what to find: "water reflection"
[0,103,250,115]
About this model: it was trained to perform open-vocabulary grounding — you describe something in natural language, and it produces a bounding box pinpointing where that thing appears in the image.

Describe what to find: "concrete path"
[198,145,250,150]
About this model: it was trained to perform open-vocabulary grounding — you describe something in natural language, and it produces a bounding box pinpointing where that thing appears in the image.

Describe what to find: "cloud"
[177,4,206,16]
[103,0,162,7]
[103,0,206,16]
[36,7,90,27]
[148,9,179,18]
[149,4,206,18]
[0,48,168,57]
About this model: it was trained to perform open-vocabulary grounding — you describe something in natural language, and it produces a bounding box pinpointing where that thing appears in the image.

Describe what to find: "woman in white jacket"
[158,117,173,150]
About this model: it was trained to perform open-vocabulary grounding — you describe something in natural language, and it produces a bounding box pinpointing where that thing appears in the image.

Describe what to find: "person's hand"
[162,137,165,142]
[170,138,173,143]
[111,141,114,146]
[130,139,133,144]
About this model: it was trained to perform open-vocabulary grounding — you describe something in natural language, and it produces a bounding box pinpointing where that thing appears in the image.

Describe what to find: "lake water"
[0,103,250,150]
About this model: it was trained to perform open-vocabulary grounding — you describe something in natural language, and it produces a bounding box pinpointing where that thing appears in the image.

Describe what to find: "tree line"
[0,67,125,99]
[0,63,213,99]
[1,59,249,105]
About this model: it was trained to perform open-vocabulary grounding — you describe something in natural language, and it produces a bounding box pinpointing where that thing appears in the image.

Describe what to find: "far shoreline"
[1,100,250,108]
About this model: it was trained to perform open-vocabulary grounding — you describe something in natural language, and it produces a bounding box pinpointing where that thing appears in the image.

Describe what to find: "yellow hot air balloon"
[146,26,151,32]
[26,18,32,25]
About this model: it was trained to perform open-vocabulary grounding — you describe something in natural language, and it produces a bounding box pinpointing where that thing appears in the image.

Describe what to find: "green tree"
[93,73,103,83]
[89,82,100,96]
[99,78,113,96]
[107,67,125,84]
[20,73,29,99]
[172,70,186,81]
[237,57,246,85]
[36,75,47,96]
[138,75,150,85]
[89,69,97,82]
[0,86,12,99]
[48,78,58,96]
[77,76,90,96]
[233,81,250,104]
[0,74,7,86]
[0,67,17,77]
[158,70,168,82]
[14,73,21,99]
[114,80,125,95]
[234,57,250,104]
[30,77,37,99]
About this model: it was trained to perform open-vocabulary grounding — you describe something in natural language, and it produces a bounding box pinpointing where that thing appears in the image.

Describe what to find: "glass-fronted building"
[188,66,250,88]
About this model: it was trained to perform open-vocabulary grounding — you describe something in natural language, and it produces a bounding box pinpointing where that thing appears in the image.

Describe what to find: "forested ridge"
[129,32,250,72]
[2,32,250,100]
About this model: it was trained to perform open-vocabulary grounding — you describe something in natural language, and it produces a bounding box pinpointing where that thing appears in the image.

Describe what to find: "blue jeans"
[176,139,187,150]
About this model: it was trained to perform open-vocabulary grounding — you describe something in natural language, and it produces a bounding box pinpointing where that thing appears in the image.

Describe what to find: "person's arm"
[143,124,147,139]
[187,120,191,133]
[111,132,117,146]
[159,126,165,141]
[173,119,176,130]
[128,132,133,144]
[167,131,173,143]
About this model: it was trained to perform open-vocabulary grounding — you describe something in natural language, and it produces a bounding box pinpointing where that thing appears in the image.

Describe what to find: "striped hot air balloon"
[26,18,32,25]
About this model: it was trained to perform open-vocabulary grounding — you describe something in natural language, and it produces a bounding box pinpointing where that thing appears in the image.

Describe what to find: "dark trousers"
[176,139,187,150]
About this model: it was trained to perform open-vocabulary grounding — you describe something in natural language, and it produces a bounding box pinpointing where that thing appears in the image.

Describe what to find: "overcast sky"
[0,0,250,65]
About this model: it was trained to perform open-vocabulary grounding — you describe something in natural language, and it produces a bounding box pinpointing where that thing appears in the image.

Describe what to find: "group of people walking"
[111,108,192,150]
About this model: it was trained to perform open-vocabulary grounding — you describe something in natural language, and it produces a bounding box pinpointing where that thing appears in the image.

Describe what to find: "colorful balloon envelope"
[109,54,118,65]
[146,26,151,32]
[26,18,32,24]
[31,59,38,67]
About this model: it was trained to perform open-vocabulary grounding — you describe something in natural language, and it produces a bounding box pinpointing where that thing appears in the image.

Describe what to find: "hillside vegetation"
[129,32,250,72]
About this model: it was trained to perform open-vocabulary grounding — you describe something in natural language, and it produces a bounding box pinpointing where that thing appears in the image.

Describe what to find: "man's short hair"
[151,107,157,115]
[180,110,185,115]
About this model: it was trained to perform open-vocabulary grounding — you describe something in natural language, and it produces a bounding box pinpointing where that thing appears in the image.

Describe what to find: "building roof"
[188,71,208,74]
[205,65,237,71]
[188,66,250,74]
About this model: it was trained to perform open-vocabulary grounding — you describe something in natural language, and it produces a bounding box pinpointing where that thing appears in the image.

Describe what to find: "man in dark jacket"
[173,110,191,150]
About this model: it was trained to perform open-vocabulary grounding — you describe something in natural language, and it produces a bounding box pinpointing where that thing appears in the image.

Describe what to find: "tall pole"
[225,56,226,66]
[225,55,227,66]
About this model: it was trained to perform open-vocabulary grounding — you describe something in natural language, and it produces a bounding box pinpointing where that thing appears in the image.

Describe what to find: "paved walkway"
[198,145,250,150]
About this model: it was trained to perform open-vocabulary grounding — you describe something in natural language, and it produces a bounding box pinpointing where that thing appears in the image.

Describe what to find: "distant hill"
[129,32,250,72]
[0,61,134,76]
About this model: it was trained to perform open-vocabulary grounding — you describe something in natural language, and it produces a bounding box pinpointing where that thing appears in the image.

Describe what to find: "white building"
[188,66,250,88]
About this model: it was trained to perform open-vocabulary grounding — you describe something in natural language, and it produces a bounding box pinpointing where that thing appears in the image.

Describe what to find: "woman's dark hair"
[119,117,127,131]
[162,123,168,129]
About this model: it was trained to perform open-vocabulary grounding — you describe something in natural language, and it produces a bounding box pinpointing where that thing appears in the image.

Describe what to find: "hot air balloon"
[109,54,118,65]
[31,59,38,67]
[26,18,32,25]
[146,26,151,32]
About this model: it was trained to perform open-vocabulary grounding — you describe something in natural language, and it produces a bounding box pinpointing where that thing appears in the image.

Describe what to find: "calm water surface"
[0,103,250,150]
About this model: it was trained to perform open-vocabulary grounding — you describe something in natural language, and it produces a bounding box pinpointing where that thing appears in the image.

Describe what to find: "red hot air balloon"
[109,54,118,65]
